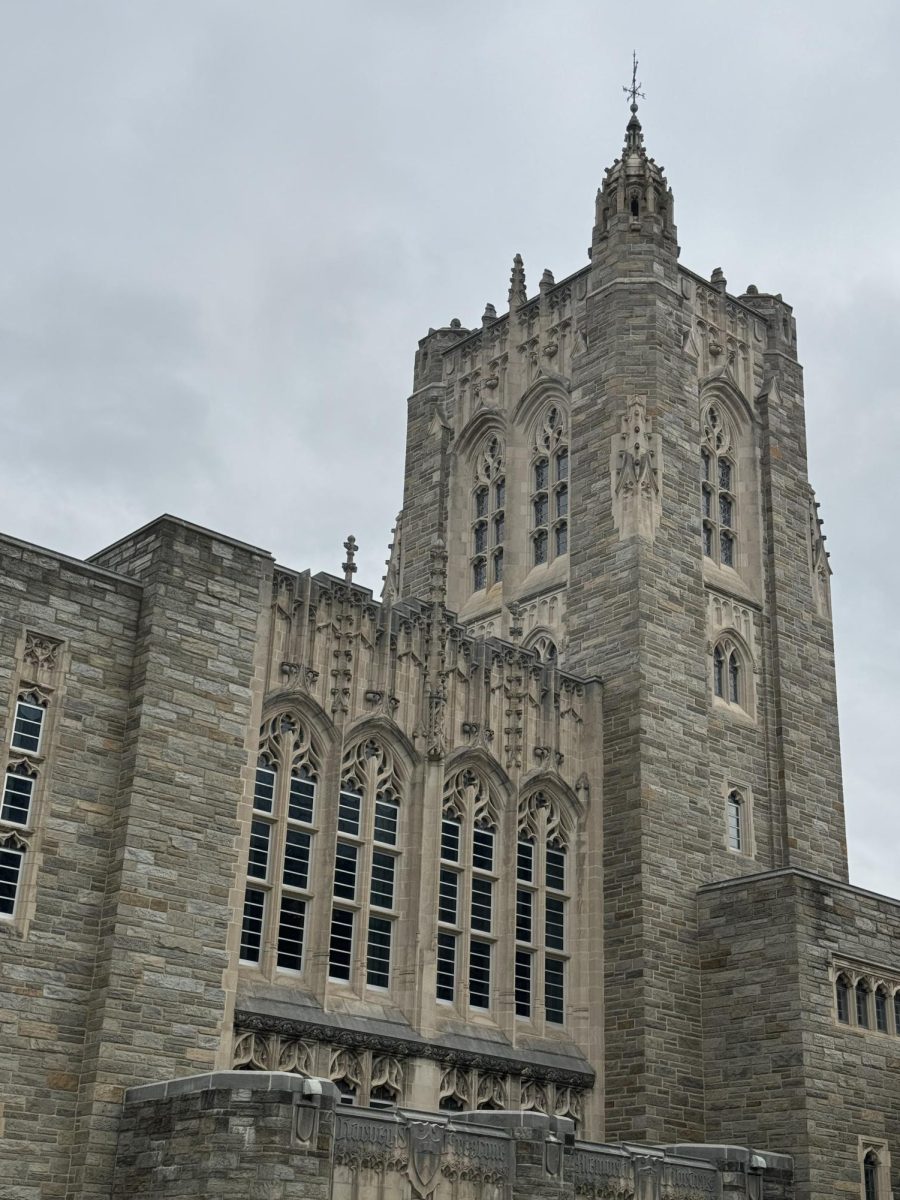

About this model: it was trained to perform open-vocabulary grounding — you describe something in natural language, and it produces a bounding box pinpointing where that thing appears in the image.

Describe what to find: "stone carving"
[232,1029,314,1076]
[572,1149,635,1198]
[23,632,61,674]
[611,396,662,540]
[442,1131,509,1185]
[332,1112,408,1172]
[408,1121,445,1197]
[370,1053,404,1104]
[439,1065,471,1111]
[809,488,832,618]
[660,1161,722,1199]
[474,1071,506,1110]
[707,591,755,654]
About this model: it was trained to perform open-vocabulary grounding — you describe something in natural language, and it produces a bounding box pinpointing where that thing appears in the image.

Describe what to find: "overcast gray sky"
[0,1,897,895]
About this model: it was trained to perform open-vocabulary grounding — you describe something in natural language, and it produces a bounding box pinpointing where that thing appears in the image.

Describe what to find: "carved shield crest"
[407,1121,445,1197]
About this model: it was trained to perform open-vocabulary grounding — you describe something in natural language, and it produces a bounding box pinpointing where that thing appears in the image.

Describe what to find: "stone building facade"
[0,102,896,1200]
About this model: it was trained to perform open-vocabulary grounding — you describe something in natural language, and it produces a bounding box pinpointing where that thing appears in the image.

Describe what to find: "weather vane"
[623,50,645,112]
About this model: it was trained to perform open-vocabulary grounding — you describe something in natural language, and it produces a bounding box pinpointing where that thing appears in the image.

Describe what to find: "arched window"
[894,991,900,1036]
[875,986,889,1032]
[239,712,320,972]
[701,402,737,569]
[472,435,505,592]
[527,633,558,665]
[329,738,403,990]
[11,689,48,755]
[515,792,571,1027]
[531,405,568,567]
[712,636,751,713]
[864,1150,879,1200]
[726,789,744,852]
[856,978,871,1028]
[437,766,502,1012]
[835,974,851,1024]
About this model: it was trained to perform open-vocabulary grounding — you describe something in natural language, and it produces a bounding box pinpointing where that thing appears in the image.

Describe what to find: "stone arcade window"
[834,966,900,1038]
[864,1151,879,1200]
[1,685,52,922]
[437,766,501,1012]
[701,402,737,569]
[239,712,320,972]
[515,791,571,1027]
[472,435,505,592]
[725,787,749,853]
[531,405,569,567]
[836,973,851,1024]
[328,738,403,991]
[712,636,752,716]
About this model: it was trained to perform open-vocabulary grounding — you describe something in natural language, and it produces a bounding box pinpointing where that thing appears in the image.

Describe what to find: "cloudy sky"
[0,1,897,895]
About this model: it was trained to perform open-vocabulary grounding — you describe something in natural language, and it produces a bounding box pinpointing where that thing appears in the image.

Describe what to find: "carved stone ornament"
[23,632,61,674]
[808,489,832,619]
[408,1122,445,1197]
[611,396,662,540]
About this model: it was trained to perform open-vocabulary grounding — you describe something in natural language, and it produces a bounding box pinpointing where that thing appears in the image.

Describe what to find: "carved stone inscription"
[572,1148,634,1198]
[332,1113,408,1172]
[660,1161,722,1200]
[443,1131,510,1185]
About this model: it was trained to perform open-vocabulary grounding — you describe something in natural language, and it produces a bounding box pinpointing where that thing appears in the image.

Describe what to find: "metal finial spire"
[342,535,358,584]
[622,50,646,113]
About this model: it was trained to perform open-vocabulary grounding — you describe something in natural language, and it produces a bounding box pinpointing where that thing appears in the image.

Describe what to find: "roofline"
[0,530,144,589]
[88,513,273,563]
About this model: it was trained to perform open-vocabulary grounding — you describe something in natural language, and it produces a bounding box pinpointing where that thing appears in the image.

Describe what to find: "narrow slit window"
[856,980,871,1028]
[328,909,354,980]
[836,975,851,1024]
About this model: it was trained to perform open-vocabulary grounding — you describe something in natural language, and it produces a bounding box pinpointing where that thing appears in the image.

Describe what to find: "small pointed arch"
[523,627,558,665]
[512,371,571,434]
[835,971,852,1024]
[699,374,754,433]
[342,715,419,779]
[453,407,507,464]
[711,628,755,715]
[517,771,583,828]
[441,752,509,827]
[874,982,890,1032]
[260,691,338,757]
[855,975,872,1028]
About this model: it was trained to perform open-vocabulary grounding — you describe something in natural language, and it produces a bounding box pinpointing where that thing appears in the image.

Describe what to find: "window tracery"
[531,405,569,567]
[712,635,751,715]
[526,633,558,665]
[239,712,320,973]
[515,791,571,1027]
[701,402,737,569]
[437,766,501,1011]
[472,435,505,592]
[834,965,900,1037]
[329,738,403,991]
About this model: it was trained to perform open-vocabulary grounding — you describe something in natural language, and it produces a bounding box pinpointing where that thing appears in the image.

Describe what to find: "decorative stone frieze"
[611,396,662,540]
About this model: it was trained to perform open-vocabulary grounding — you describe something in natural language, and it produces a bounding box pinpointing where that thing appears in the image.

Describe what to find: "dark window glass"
[534,495,549,527]
[555,523,568,556]
[254,764,276,813]
[718,459,732,491]
[493,513,504,545]
[370,851,396,909]
[2,770,34,827]
[374,795,398,845]
[702,486,712,518]
[864,1152,879,1200]
[441,818,461,863]
[473,559,487,591]
[436,931,456,1001]
[328,908,354,980]
[856,980,870,1028]
[471,876,493,933]
[469,939,491,1009]
[474,521,488,554]
[836,976,851,1024]
[438,869,458,924]
[289,770,315,823]
[333,842,358,901]
[494,478,505,509]
[338,788,361,836]
[534,530,548,565]
[719,494,733,528]
[283,829,311,890]
[493,549,503,583]
[545,897,565,950]
[728,652,740,704]
[556,449,568,481]
[239,887,265,962]
[517,839,534,883]
[703,524,713,557]
[876,989,888,1032]
[369,1083,397,1108]
[545,957,565,1024]
[546,847,566,891]
[516,888,533,942]
[727,791,742,851]
[721,531,735,567]
[472,827,494,871]
[894,992,900,1035]
[534,459,549,490]
[475,487,488,518]
[247,820,271,880]
[556,485,568,519]
[515,950,532,1018]
[366,915,392,987]
[701,449,711,481]
[276,895,306,971]
[713,646,725,697]
[12,701,44,754]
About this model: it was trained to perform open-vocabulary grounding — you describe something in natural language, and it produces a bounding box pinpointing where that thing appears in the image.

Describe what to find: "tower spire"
[622,51,646,154]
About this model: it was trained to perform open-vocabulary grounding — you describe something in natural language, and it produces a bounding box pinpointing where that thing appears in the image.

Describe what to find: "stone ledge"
[124,1070,339,1106]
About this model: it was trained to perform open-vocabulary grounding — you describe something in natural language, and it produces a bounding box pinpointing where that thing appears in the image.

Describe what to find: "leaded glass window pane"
[556,485,568,519]
[719,494,733,528]
[469,939,491,1008]
[276,895,306,971]
[441,818,461,863]
[494,478,505,509]
[328,908,354,980]
[239,887,265,961]
[475,487,488,518]
[721,531,735,567]
[534,495,549,527]
[535,459,549,490]
[289,770,315,823]
[515,950,532,1017]
[474,522,488,554]
[436,931,456,1001]
[472,827,494,871]
[876,989,888,1032]
[338,788,361,836]
[534,531,548,565]
[439,869,458,924]
[545,897,565,950]
[333,842,358,901]
[702,487,712,518]
[493,513,504,545]
[516,888,532,942]
[366,916,392,987]
[545,957,565,1024]
[374,795,398,845]
[493,550,503,583]
[555,523,568,556]
[556,449,568,481]
[473,559,486,591]
[727,792,742,851]
[283,829,311,890]
[247,820,271,880]
[856,981,870,1028]
[517,839,534,883]
[718,459,732,490]
[370,851,396,909]
[703,524,713,557]
[546,847,566,891]
[836,976,850,1023]
[254,764,275,813]
[714,647,725,697]
[728,653,740,704]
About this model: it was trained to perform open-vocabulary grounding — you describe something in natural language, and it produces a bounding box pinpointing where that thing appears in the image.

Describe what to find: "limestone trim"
[832,958,900,1037]
[709,629,756,722]
[232,1012,595,1089]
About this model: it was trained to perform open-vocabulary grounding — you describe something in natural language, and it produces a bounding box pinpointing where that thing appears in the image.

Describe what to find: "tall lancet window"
[437,766,501,1012]
[701,402,737,569]
[515,791,571,1027]
[239,712,320,974]
[329,738,403,991]
[472,435,505,592]
[531,405,569,566]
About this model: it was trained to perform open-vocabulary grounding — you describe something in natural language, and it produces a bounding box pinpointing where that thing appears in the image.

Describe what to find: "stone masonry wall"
[61,517,274,1200]
[0,535,142,1200]
[699,869,900,1200]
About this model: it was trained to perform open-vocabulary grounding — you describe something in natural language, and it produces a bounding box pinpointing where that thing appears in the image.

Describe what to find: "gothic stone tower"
[397,100,846,1146]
